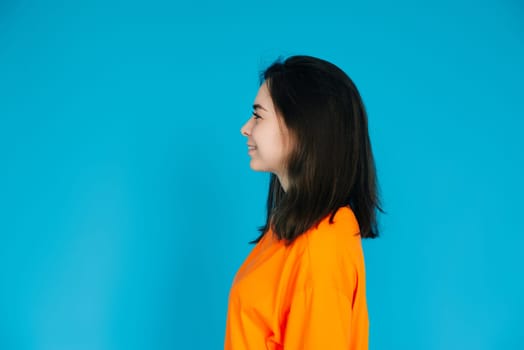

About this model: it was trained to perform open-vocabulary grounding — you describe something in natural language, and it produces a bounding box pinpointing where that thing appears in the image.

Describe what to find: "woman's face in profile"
[240,82,292,181]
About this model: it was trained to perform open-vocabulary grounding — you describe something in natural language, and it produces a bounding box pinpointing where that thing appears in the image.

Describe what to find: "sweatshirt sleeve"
[282,285,354,349]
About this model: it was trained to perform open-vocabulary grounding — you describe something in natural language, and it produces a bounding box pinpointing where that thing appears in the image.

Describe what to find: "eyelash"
[252,112,262,120]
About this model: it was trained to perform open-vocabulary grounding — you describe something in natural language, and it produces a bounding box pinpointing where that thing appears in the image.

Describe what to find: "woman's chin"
[249,160,266,172]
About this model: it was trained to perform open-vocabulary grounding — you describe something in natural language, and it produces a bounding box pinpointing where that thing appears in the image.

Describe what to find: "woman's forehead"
[254,82,274,112]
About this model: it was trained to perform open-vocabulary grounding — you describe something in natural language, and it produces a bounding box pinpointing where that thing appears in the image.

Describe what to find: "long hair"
[252,55,383,244]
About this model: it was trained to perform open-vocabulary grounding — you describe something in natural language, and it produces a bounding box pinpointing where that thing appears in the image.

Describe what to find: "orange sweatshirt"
[224,206,369,350]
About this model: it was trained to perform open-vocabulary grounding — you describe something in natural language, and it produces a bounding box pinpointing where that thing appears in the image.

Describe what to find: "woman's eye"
[252,112,262,120]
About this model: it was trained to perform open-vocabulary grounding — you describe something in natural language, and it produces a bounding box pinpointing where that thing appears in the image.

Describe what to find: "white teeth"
[248,146,256,150]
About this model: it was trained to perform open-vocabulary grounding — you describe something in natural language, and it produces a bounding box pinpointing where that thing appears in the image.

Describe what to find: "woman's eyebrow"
[253,103,268,112]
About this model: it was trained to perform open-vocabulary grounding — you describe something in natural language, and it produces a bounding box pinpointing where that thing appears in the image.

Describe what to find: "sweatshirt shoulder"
[293,207,364,284]
[305,206,362,249]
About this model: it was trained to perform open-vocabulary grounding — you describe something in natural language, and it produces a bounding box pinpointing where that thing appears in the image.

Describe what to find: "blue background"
[1,0,523,349]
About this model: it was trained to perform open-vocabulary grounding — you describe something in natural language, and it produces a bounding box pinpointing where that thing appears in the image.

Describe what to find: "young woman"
[225,55,382,350]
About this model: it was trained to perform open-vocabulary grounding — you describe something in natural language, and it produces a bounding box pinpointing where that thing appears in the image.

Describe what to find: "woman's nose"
[240,118,253,136]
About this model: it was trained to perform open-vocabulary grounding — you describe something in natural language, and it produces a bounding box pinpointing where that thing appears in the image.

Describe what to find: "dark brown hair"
[252,55,383,244]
